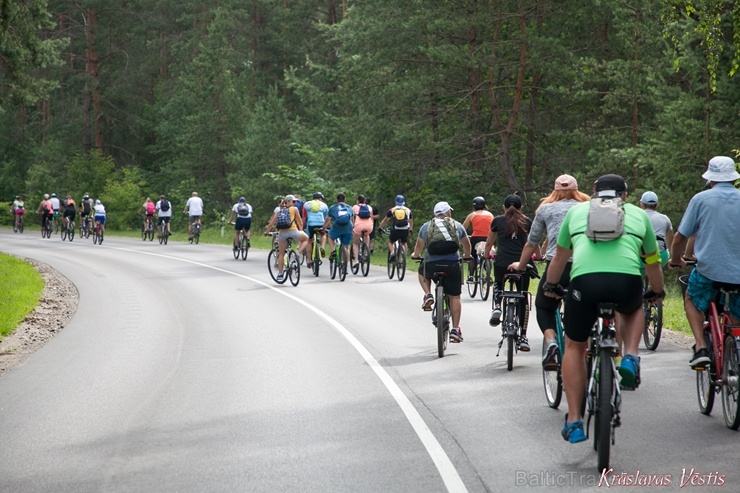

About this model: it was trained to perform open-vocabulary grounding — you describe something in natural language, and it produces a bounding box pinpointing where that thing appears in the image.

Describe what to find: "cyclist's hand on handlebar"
[508,261,524,272]
[462,256,473,261]
[410,254,422,260]
[667,257,687,270]
[542,282,566,299]
[643,289,666,303]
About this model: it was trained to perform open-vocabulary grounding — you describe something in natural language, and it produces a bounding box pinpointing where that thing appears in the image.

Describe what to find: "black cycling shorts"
[389,228,410,244]
[307,225,325,238]
[564,273,643,342]
[235,217,252,231]
[419,260,462,297]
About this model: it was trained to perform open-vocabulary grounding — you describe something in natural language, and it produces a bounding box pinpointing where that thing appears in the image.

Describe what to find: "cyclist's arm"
[544,245,571,286]
[227,210,236,223]
[484,230,496,259]
[462,213,473,231]
[460,234,472,259]
[644,256,665,294]
[510,242,538,271]
[294,209,304,230]
[668,232,690,268]
[411,236,425,258]
[378,215,388,229]
[264,211,277,233]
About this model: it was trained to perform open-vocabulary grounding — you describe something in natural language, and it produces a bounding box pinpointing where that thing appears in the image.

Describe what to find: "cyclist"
[49,193,61,228]
[411,201,472,343]
[378,195,413,262]
[365,197,380,253]
[668,156,740,368]
[462,196,494,282]
[62,195,76,231]
[156,194,172,237]
[11,196,25,230]
[303,192,329,265]
[323,193,355,265]
[264,194,308,282]
[352,195,374,264]
[227,196,253,249]
[93,199,107,235]
[184,192,204,240]
[138,197,156,232]
[36,194,53,230]
[543,174,664,443]
[484,194,535,351]
[508,174,590,367]
[639,191,673,268]
[80,194,94,232]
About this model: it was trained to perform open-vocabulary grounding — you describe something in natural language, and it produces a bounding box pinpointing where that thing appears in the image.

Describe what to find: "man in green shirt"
[543,174,665,443]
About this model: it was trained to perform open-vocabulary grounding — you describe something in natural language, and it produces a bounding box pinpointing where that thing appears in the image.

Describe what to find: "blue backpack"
[335,205,351,225]
[358,203,371,219]
[276,206,293,229]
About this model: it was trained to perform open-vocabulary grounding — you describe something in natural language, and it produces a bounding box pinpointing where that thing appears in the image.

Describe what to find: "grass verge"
[0,254,44,338]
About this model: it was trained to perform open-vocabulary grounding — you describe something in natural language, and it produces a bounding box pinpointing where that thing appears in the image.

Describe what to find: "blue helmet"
[395,195,405,206]
[239,196,246,202]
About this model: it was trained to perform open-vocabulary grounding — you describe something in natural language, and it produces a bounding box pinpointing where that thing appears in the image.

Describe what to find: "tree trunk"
[468,24,484,171]
[84,8,102,152]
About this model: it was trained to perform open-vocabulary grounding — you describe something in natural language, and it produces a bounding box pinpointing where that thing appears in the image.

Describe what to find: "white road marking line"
[111,246,468,493]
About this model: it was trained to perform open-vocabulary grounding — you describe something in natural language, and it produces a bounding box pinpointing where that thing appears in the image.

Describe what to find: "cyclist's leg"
[685,269,715,350]
[351,226,361,260]
[234,222,240,247]
[441,263,463,327]
[277,237,287,273]
[296,230,309,254]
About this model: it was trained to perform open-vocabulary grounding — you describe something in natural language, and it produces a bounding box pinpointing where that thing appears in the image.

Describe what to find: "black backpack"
[160,200,170,212]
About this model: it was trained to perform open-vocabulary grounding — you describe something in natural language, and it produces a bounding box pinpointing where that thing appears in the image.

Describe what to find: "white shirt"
[50,197,61,210]
[232,202,253,218]
[156,200,172,218]
[94,204,106,216]
[186,196,204,216]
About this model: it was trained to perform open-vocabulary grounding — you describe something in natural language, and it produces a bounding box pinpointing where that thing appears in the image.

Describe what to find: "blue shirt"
[327,203,354,234]
[305,199,329,227]
[677,182,740,283]
[419,218,468,262]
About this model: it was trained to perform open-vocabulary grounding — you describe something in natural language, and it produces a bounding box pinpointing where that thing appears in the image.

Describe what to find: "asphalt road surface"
[0,231,736,492]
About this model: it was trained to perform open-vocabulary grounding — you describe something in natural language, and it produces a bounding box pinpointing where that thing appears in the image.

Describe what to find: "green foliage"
[0,254,44,338]
[100,167,145,230]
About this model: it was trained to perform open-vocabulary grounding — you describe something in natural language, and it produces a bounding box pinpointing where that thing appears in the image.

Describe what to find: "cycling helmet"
[472,196,486,210]
[15,195,20,200]
[313,192,325,200]
[395,195,405,206]
[239,196,246,202]
[83,194,90,199]
[95,199,101,205]
[43,194,50,199]
[51,193,56,197]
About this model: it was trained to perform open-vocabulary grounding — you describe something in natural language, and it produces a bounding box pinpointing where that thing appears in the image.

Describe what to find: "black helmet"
[313,192,325,200]
[472,196,486,210]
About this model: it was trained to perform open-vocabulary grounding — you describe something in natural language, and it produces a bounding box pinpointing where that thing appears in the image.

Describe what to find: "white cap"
[702,156,740,182]
[433,201,453,215]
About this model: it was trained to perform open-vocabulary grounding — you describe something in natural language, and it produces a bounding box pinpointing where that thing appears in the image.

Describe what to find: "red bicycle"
[682,272,740,429]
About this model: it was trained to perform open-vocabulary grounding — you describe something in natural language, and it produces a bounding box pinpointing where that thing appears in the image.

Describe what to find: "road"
[0,231,736,492]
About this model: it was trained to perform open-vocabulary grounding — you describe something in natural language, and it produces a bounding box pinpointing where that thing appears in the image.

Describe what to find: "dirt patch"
[0,259,78,375]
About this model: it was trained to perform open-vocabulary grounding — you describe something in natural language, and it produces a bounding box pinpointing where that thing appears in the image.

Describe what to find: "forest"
[1,0,739,231]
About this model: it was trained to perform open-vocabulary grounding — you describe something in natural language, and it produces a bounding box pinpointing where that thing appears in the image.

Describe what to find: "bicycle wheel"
[542,337,563,409]
[93,229,99,244]
[163,229,168,244]
[141,224,146,240]
[241,236,249,260]
[396,246,406,281]
[506,303,515,371]
[697,329,715,415]
[68,225,75,242]
[480,259,491,301]
[330,252,338,280]
[642,301,663,350]
[722,336,740,429]
[267,249,283,283]
[436,287,447,358]
[387,250,395,279]
[233,241,240,259]
[53,218,59,234]
[339,247,348,282]
[312,243,320,277]
[61,226,67,241]
[466,261,478,298]
[18,217,24,233]
[148,226,154,241]
[360,242,370,277]
[595,350,614,472]
[194,231,200,244]
[288,251,301,286]
[350,247,359,275]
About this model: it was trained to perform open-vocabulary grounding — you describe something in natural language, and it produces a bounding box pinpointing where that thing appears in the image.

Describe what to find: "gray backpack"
[583,197,624,242]
[426,217,461,254]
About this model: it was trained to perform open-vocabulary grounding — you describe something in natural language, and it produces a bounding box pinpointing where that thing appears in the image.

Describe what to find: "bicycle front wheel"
[642,301,663,350]
[330,251,338,280]
[350,248,359,275]
[480,259,491,301]
[466,261,478,298]
[722,336,740,429]
[141,224,147,240]
[288,250,301,286]
[697,329,715,415]
[233,241,240,259]
[595,351,614,473]
[267,249,286,284]
[542,337,563,409]
[396,246,406,281]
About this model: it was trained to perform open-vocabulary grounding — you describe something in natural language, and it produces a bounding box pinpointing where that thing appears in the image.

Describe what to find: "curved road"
[0,231,736,492]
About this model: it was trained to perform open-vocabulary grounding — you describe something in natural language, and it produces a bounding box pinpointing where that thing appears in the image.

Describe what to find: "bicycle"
[642,274,663,351]
[231,225,249,260]
[380,228,407,281]
[543,300,566,409]
[329,237,349,282]
[13,212,25,234]
[188,216,201,244]
[350,231,371,277]
[679,273,740,429]
[158,218,170,245]
[40,214,52,239]
[308,228,324,277]
[52,214,60,235]
[267,232,300,286]
[93,219,104,245]
[79,216,92,239]
[496,265,538,371]
[61,216,75,242]
[141,215,155,241]
[466,244,493,300]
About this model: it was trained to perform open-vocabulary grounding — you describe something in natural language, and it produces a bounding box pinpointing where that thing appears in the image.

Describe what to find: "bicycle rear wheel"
[542,337,563,408]
[436,287,447,358]
[339,247,348,282]
[350,247,359,275]
[480,259,491,301]
[68,225,75,241]
[233,241,240,259]
[697,329,715,415]
[595,350,614,472]
[312,243,320,276]
[241,236,249,260]
[466,262,478,298]
[61,227,67,241]
[396,246,406,281]
[722,336,740,429]
[360,242,370,277]
[148,226,154,241]
[387,250,395,279]
[288,251,301,286]
[18,217,24,233]
[330,249,338,280]
[642,301,663,350]
[506,303,515,371]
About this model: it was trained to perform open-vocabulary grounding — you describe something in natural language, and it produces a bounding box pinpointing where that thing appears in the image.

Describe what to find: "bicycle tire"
[312,242,320,276]
[61,227,67,241]
[387,250,395,279]
[141,224,147,240]
[288,250,301,286]
[722,336,740,429]
[194,232,200,244]
[53,218,59,234]
[148,226,154,241]
[18,217,24,233]
[340,247,348,282]
[330,249,338,280]
[68,225,75,242]
[241,236,249,260]
[506,303,515,371]
[697,328,715,415]
[350,248,359,275]
[436,286,447,358]
[480,259,491,301]
[466,261,478,298]
[267,249,286,284]
[163,230,168,245]
[542,337,563,409]
[397,246,406,281]
[595,350,614,472]
[360,242,370,277]
[642,300,663,350]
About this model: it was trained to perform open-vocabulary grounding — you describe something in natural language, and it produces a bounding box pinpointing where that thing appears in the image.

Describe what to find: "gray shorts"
[278,229,301,244]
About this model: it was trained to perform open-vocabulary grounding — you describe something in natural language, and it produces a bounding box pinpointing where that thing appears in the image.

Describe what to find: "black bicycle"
[231,225,249,260]
[467,248,493,300]
[188,215,201,244]
[350,232,371,277]
[61,216,75,242]
[267,232,300,286]
[379,228,407,281]
[158,218,170,245]
[141,215,155,241]
[330,237,349,282]
[496,265,538,371]
[642,275,663,350]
